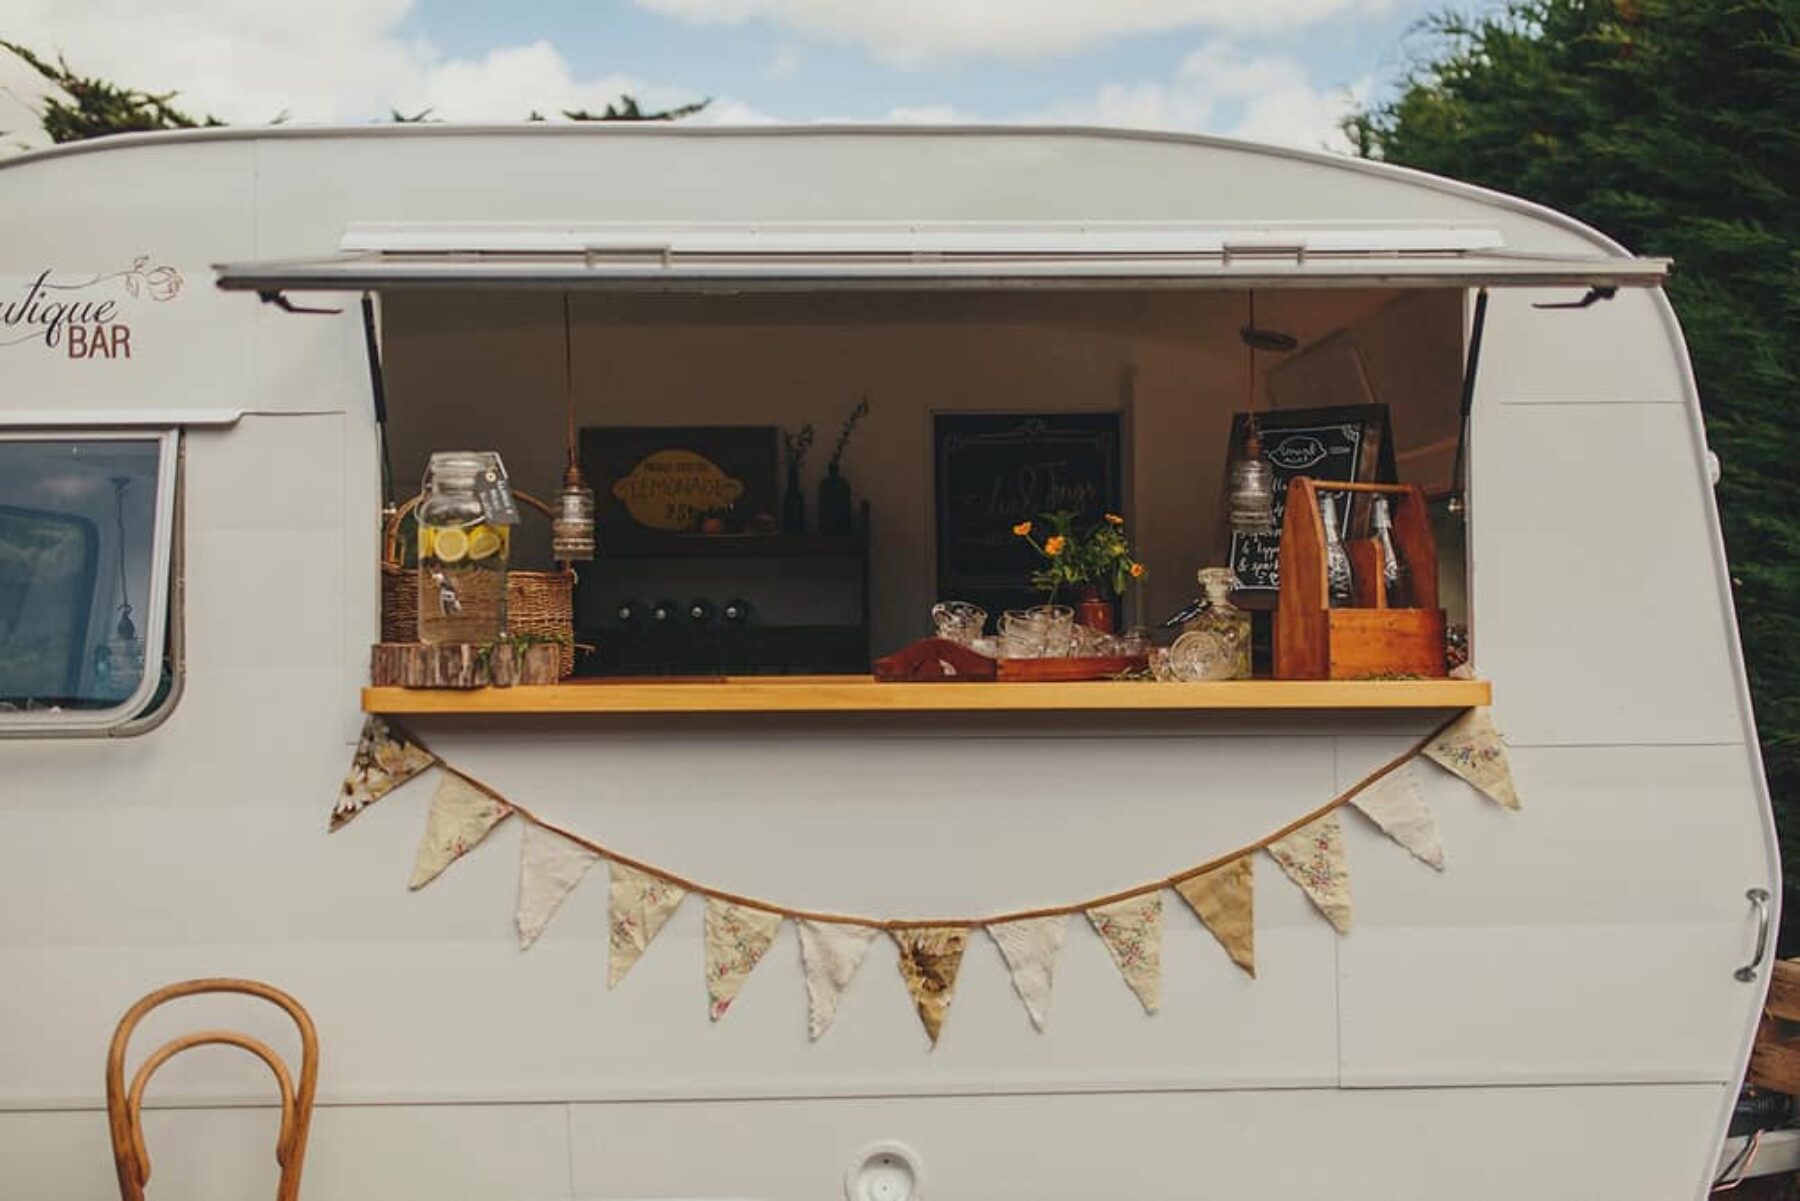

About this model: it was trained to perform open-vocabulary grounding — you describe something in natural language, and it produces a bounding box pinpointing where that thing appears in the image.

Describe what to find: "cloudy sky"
[3,0,1474,153]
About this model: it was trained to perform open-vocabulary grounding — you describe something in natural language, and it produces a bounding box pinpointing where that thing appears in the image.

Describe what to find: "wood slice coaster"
[370,642,561,689]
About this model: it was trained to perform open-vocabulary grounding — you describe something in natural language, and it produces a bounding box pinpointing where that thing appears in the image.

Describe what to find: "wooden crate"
[1750,960,1800,1095]
[1274,478,1447,680]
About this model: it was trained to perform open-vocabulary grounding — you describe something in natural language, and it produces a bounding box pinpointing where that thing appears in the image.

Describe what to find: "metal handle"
[1737,888,1773,982]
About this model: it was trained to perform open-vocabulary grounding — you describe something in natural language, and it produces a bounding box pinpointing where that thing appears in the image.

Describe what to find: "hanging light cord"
[562,294,577,470]
[112,477,133,636]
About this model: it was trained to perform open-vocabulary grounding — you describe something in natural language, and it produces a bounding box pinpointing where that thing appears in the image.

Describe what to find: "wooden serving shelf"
[361,675,1490,715]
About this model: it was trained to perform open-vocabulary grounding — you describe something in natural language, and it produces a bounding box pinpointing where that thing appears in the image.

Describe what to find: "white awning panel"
[216,222,1668,293]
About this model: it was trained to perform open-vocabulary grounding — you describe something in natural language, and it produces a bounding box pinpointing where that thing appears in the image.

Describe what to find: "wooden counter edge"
[361,677,1492,715]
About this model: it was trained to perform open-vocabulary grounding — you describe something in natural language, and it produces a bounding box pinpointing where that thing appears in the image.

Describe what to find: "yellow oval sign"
[611,448,746,531]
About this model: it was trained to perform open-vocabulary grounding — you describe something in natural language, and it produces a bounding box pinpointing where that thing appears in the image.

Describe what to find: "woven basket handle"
[382,490,555,569]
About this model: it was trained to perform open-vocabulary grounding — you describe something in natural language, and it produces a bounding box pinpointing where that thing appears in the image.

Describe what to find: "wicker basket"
[381,491,576,677]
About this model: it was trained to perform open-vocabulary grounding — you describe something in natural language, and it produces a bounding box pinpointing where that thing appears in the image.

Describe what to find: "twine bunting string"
[395,709,1469,931]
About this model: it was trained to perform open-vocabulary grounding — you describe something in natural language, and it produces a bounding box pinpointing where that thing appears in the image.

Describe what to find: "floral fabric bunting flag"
[892,927,971,1046]
[608,864,687,988]
[1266,813,1353,934]
[1424,707,1520,810]
[704,899,783,1021]
[1350,761,1445,870]
[987,914,1070,1032]
[409,773,511,890]
[1174,857,1255,976]
[1086,893,1162,1013]
[335,716,435,830]
[515,823,601,948]
[796,920,880,1041]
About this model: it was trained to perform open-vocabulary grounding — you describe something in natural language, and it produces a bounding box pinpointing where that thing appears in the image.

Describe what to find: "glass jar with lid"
[1168,567,1252,681]
[416,451,512,645]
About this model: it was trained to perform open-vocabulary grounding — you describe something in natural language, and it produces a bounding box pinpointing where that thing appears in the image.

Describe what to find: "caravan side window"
[0,431,179,734]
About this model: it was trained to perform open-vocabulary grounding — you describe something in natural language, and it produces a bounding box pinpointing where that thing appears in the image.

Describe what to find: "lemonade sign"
[610,448,747,531]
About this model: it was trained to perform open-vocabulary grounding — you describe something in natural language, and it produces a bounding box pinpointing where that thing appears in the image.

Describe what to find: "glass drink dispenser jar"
[416,451,513,645]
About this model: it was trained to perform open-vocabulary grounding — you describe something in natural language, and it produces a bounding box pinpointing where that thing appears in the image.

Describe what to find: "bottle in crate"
[1273,477,1445,680]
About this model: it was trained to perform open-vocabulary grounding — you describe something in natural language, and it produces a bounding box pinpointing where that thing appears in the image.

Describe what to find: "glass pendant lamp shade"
[1227,420,1277,534]
[552,461,597,561]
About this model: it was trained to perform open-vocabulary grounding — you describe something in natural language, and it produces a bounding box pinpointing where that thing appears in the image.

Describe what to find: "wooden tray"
[997,654,1148,682]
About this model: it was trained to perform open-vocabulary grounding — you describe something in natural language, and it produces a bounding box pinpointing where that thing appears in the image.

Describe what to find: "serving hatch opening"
[214,220,1664,692]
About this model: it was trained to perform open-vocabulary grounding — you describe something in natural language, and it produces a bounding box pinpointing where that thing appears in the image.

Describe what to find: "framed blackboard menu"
[934,413,1124,619]
[1225,404,1394,603]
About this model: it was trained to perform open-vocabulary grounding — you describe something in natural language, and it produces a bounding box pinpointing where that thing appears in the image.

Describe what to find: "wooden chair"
[106,978,319,1201]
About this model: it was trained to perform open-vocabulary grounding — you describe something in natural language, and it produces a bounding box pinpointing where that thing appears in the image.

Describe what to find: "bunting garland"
[335,706,1519,1047]
[409,773,511,891]
[1349,761,1444,870]
[989,915,1070,1031]
[797,919,879,1040]
[704,899,783,1021]
[608,863,687,988]
[1174,857,1255,976]
[516,822,600,949]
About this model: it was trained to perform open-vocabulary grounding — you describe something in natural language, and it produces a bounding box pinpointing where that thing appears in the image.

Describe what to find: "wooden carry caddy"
[1274,478,1447,680]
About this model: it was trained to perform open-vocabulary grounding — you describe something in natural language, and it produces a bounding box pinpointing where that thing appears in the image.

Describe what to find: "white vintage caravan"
[0,125,1779,1200]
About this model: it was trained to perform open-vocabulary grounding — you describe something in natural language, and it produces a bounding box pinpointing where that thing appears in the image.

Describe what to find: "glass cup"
[931,601,988,647]
[1031,605,1076,658]
[998,609,1048,658]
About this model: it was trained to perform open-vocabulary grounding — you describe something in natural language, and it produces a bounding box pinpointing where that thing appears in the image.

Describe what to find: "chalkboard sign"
[935,413,1123,619]
[581,425,778,548]
[1225,405,1394,602]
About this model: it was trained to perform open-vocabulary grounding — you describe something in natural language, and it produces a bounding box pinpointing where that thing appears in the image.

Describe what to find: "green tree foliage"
[2,40,220,141]
[4,40,709,141]
[1349,0,1800,862]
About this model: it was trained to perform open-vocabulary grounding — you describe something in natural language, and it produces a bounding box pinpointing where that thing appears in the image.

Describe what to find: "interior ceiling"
[456,288,1423,356]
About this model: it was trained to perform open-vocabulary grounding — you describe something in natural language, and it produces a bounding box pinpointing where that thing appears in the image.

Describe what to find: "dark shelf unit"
[574,502,871,677]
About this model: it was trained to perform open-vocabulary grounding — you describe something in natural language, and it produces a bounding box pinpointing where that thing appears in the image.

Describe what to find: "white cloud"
[4,0,713,125]
[635,0,1393,64]
[885,103,964,124]
[1034,43,1372,151]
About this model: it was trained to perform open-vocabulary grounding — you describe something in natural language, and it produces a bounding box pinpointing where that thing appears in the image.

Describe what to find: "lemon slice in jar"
[467,526,503,561]
[433,527,470,563]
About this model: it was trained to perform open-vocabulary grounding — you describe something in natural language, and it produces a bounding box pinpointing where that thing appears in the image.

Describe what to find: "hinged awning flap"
[216,222,1668,293]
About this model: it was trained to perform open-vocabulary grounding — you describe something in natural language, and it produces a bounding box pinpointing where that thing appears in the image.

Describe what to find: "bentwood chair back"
[105,978,319,1201]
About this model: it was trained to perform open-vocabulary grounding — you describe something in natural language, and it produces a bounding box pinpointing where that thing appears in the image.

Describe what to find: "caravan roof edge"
[0,122,1638,262]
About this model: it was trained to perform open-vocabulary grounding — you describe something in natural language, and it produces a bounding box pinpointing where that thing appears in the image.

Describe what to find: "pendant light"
[551,294,597,561]
[1226,291,1278,535]
[103,475,145,695]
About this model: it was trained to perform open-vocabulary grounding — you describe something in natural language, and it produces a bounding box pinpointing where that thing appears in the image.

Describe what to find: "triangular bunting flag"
[796,919,880,1041]
[515,822,600,948]
[408,773,511,890]
[1266,813,1352,934]
[607,863,687,988]
[1424,707,1520,810]
[988,914,1070,1032]
[335,716,435,830]
[1351,761,1445,870]
[1086,893,1162,1013]
[892,927,971,1047]
[705,899,783,1021]
[1174,857,1255,976]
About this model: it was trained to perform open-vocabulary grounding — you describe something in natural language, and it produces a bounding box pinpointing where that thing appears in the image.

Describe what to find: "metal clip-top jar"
[416,451,511,645]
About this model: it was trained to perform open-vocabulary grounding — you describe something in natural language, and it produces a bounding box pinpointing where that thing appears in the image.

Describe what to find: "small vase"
[1075,585,1115,635]
[781,464,806,534]
[818,463,853,536]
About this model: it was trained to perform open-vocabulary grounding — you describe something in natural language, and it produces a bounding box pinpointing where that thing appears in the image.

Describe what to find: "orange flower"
[1129,561,1146,578]
[1105,512,1125,526]
[1012,521,1033,537]
[1044,535,1067,556]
